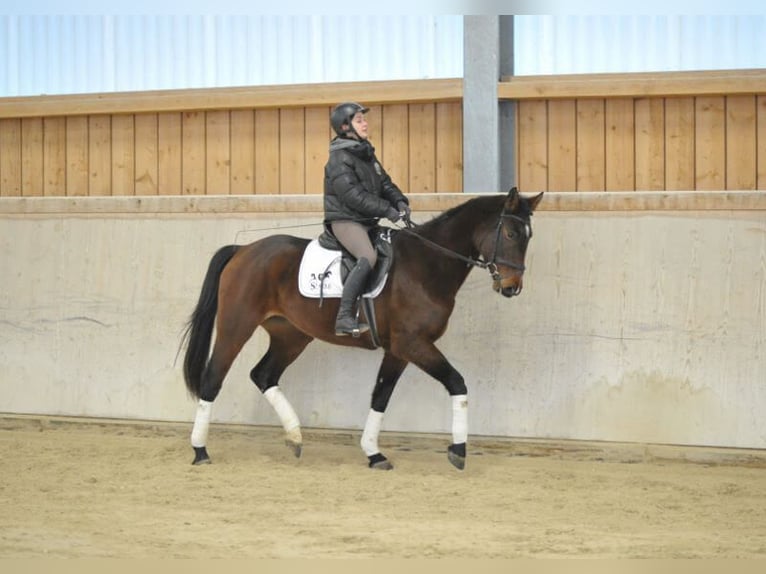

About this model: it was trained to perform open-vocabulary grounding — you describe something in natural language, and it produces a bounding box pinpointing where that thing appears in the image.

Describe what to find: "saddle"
[298,226,395,301]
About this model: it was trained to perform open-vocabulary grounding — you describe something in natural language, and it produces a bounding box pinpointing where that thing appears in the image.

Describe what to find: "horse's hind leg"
[250,317,314,458]
[190,320,260,465]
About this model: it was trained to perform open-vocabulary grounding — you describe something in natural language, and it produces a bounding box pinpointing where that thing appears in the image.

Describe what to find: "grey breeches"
[330,221,378,268]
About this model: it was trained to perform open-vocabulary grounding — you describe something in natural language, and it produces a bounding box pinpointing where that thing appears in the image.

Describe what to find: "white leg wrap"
[264,387,302,442]
[361,409,384,456]
[451,394,468,444]
[191,399,213,448]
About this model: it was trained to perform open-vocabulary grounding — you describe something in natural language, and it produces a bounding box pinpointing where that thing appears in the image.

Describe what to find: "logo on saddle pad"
[298,232,393,299]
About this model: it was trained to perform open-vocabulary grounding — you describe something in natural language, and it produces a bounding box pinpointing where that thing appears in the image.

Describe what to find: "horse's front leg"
[362,352,409,470]
[397,341,468,470]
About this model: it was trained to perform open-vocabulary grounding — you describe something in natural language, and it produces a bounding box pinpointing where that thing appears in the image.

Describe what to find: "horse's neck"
[425,199,496,258]
[413,201,496,294]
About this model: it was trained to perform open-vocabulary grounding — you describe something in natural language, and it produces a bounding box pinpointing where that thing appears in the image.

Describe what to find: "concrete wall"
[1,193,764,449]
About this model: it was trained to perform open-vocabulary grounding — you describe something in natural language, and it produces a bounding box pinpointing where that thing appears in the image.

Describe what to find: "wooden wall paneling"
[278,108,306,194]
[111,114,135,196]
[664,97,695,190]
[408,103,436,193]
[605,98,635,191]
[158,113,182,195]
[43,117,66,196]
[576,99,606,191]
[182,111,206,195]
[21,117,44,196]
[65,116,89,196]
[758,96,766,190]
[230,110,255,195]
[634,98,665,190]
[380,104,409,192]
[547,99,576,192]
[88,116,111,196]
[304,106,330,195]
[205,110,231,195]
[517,100,548,192]
[694,96,726,190]
[254,109,279,194]
[0,118,21,196]
[725,95,757,190]
[134,113,159,196]
[435,101,463,193]
[366,106,383,160]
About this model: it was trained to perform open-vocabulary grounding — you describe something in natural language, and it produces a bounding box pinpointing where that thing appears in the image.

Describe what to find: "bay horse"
[182,187,543,470]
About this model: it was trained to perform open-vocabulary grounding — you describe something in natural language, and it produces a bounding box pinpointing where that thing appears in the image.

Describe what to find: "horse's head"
[483,187,544,298]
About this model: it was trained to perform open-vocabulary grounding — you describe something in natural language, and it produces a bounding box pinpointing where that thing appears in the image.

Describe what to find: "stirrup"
[335,322,370,338]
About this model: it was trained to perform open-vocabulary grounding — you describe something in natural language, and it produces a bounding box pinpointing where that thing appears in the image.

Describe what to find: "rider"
[324,102,411,337]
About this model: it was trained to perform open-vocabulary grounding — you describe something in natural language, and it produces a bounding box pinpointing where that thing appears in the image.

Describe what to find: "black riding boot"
[335,258,373,337]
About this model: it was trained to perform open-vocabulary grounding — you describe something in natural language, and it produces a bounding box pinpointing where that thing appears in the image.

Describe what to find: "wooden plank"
[725,95,757,190]
[0,78,463,118]
[230,109,255,195]
[278,108,305,194]
[4,191,763,216]
[605,98,635,191]
[695,96,726,190]
[111,114,135,196]
[0,118,21,196]
[304,106,329,196]
[547,99,576,192]
[205,110,231,195]
[499,69,766,100]
[408,103,436,193]
[158,113,182,195]
[366,106,383,160]
[43,117,66,196]
[254,109,279,194]
[65,116,89,196]
[664,97,695,191]
[634,98,665,190]
[380,104,409,191]
[517,100,548,192]
[576,99,605,191]
[435,101,463,193]
[134,113,158,196]
[21,117,44,196]
[759,96,766,190]
[88,115,111,196]
[182,111,206,195]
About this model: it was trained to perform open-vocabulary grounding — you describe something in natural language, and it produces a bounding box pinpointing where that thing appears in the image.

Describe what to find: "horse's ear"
[505,187,520,211]
[527,191,544,213]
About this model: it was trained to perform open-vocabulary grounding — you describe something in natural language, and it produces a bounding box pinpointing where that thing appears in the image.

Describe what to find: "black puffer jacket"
[324,137,408,224]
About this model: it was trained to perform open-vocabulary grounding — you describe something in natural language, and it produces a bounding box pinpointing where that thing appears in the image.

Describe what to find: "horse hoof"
[447,443,466,470]
[367,453,393,470]
[370,459,394,470]
[192,446,211,465]
[285,439,302,458]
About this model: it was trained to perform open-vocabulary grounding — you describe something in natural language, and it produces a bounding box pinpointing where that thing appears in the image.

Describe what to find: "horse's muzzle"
[493,278,523,298]
[500,285,522,298]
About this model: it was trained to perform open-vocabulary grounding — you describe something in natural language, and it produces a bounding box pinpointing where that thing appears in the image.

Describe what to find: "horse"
[181,187,543,470]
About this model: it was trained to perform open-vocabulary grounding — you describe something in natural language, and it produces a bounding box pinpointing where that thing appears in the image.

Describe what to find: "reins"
[233,209,530,281]
[396,211,529,280]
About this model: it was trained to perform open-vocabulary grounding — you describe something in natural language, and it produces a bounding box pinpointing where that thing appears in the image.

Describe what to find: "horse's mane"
[411,194,508,237]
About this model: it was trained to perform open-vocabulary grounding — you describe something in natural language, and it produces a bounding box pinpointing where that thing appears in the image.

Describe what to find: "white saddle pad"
[298,239,387,299]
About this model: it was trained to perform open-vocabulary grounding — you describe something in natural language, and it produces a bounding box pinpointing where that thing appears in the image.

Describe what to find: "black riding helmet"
[330,102,369,136]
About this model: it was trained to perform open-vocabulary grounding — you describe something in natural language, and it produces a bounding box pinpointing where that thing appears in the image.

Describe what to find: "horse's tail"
[182,244,240,398]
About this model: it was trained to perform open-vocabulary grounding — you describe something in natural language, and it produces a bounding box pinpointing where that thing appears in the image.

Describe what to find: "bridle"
[399,208,531,282]
[483,211,530,281]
